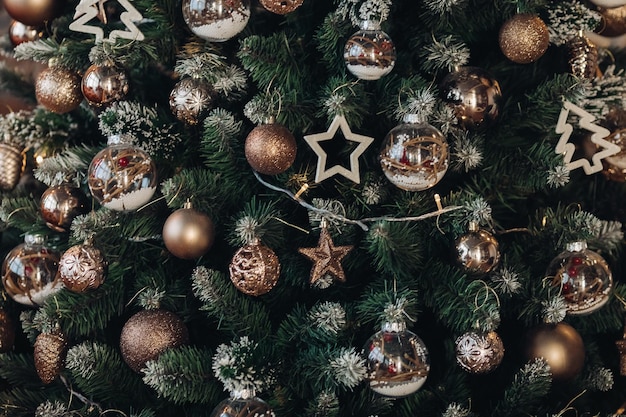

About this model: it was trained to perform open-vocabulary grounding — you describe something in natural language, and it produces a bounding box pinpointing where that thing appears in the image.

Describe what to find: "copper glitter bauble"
[59,242,107,293]
[34,331,67,384]
[169,78,215,125]
[245,122,297,175]
[525,322,585,381]
[259,0,303,14]
[344,20,396,81]
[455,330,504,374]
[0,309,16,353]
[546,241,612,315]
[229,240,280,296]
[498,14,549,64]
[0,143,25,192]
[162,202,215,259]
[81,63,129,106]
[40,184,90,232]
[3,0,62,26]
[36,66,83,114]
[566,35,598,80]
[210,395,275,417]
[8,20,42,46]
[119,309,189,373]
[439,66,502,130]
[616,324,626,376]
[454,223,500,274]
[182,0,251,42]
[596,5,626,37]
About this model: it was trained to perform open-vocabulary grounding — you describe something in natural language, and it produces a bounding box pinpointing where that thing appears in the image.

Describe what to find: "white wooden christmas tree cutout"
[70,0,145,43]
[555,100,620,175]
[304,114,374,184]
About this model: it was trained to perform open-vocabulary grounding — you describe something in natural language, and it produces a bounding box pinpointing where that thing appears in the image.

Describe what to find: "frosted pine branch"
[424,0,466,14]
[490,267,522,296]
[13,38,60,63]
[584,367,614,392]
[362,177,385,205]
[590,220,624,253]
[546,2,600,46]
[211,65,248,98]
[307,391,339,416]
[382,297,412,325]
[65,342,101,379]
[432,103,459,135]
[519,358,552,384]
[308,302,347,335]
[541,297,567,324]
[546,165,570,188]
[399,89,437,122]
[137,288,166,310]
[464,197,492,225]
[452,132,483,172]
[358,0,392,23]
[174,52,225,81]
[328,347,366,389]
[191,266,223,306]
[422,35,470,73]
[442,403,473,417]
[212,336,273,395]
[35,401,68,417]
[581,66,626,118]
[33,146,93,187]
[70,209,120,242]
[204,108,244,150]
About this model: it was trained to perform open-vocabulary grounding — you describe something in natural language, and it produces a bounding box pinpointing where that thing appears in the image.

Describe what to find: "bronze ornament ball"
[229,241,280,296]
[36,66,84,114]
[169,77,215,125]
[454,224,500,274]
[59,242,107,293]
[8,20,42,46]
[259,0,303,14]
[40,184,90,233]
[119,309,189,373]
[524,322,585,381]
[499,14,549,64]
[596,5,626,37]
[81,63,129,106]
[245,122,297,175]
[162,203,215,259]
[455,330,504,374]
[3,0,62,26]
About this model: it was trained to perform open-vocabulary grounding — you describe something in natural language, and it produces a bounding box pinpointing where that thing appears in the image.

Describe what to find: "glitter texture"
[244,123,297,175]
[259,0,303,14]
[229,241,280,296]
[59,243,107,293]
[499,14,549,64]
[35,67,83,114]
[455,331,504,374]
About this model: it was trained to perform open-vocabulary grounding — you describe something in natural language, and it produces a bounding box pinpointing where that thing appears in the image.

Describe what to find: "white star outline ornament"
[70,0,145,43]
[304,115,374,184]
[555,101,620,175]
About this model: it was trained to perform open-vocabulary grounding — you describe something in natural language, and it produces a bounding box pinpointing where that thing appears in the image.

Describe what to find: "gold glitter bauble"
[259,0,303,14]
[36,67,83,114]
[39,184,90,232]
[454,224,500,274]
[119,309,189,373]
[566,35,598,80]
[8,20,42,46]
[0,143,25,192]
[3,0,62,26]
[617,324,626,376]
[596,5,626,37]
[169,78,215,125]
[0,309,16,353]
[455,331,504,374]
[81,63,129,106]
[499,14,549,64]
[245,123,297,175]
[59,242,107,293]
[34,331,67,384]
[229,241,280,296]
[525,322,585,381]
[162,202,215,260]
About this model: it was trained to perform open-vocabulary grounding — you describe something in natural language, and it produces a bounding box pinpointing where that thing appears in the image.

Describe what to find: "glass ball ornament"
[169,77,215,125]
[209,393,275,417]
[344,20,396,81]
[363,321,430,398]
[182,0,251,42]
[379,114,449,191]
[455,330,504,374]
[524,322,585,381]
[36,66,83,114]
[1,233,62,307]
[81,62,129,106]
[87,135,158,211]
[454,222,500,274]
[8,20,42,46]
[259,0,303,14]
[596,5,626,37]
[439,66,502,130]
[39,184,90,233]
[59,241,107,293]
[545,241,613,315]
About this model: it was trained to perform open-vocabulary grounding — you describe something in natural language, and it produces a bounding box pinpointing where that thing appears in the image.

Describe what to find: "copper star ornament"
[298,227,353,285]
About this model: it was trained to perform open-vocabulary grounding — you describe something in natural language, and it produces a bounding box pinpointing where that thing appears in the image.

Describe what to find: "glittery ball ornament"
[245,122,297,175]
[209,394,275,417]
[81,62,129,106]
[40,184,90,233]
[0,309,16,353]
[566,35,598,80]
[169,78,215,125]
[439,66,502,130]
[182,0,251,42]
[35,66,83,114]
[119,309,189,373]
[2,233,62,307]
[8,20,42,46]
[601,127,626,182]
[379,114,449,191]
[344,20,396,81]
[616,324,626,376]
[229,240,280,296]
[3,0,62,26]
[364,321,430,398]
[34,331,67,384]
[87,135,157,211]
[259,0,303,14]
[0,143,25,191]
[454,223,500,274]
[59,242,107,293]
[498,14,549,64]
[546,241,613,315]
[524,322,585,381]
[455,330,504,374]
[162,201,215,260]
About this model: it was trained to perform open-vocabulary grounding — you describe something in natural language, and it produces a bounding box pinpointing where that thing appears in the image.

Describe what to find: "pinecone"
[34,332,68,384]
[566,34,598,80]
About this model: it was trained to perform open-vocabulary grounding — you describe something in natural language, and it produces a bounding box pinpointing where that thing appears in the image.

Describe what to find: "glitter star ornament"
[298,226,353,285]
[69,0,145,43]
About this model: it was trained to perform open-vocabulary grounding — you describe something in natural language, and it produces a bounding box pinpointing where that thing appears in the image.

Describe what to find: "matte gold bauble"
[596,5,626,37]
[40,184,90,232]
[8,20,42,46]
[245,123,297,175]
[455,330,504,374]
[499,14,549,64]
[454,223,500,274]
[162,202,215,259]
[0,309,16,353]
[59,242,107,293]
[525,322,585,381]
[36,66,83,114]
[119,309,189,373]
[259,0,303,14]
[229,240,280,296]
[566,35,598,80]
[0,143,25,192]
[81,63,129,106]
[3,0,62,26]
[34,331,67,384]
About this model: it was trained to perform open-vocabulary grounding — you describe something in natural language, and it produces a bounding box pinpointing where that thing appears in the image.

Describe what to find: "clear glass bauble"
[1,233,62,306]
[87,136,157,212]
[546,241,613,315]
[344,20,396,81]
[379,114,449,191]
[182,0,251,42]
[209,394,275,417]
[363,322,430,398]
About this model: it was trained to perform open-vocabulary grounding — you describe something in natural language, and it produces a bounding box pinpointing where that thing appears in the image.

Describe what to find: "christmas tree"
[0,0,625,416]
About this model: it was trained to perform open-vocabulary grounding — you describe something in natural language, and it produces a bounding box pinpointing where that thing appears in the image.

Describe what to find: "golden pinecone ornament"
[0,143,25,192]
[566,35,599,79]
[34,331,68,384]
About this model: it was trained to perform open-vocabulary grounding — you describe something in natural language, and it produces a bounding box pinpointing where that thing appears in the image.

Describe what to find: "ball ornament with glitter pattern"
[36,66,84,114]
[455,330,504,374]
[245,122,297,175]
[229,240,280,296]
[259,0,302,14]
[59,242,107,293]
[499,14,549,64]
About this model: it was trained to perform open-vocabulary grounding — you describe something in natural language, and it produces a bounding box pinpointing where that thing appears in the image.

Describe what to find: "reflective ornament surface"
[34,331,67,384]
[524,322,585,381]
[81,63,129,106]
[169,78,214,125]
[59,242,107,293]
[229,240,280,296]
[566,35,598,80]
[209,395,275,417]
[596,5,626,37]
[40,184,90,232]
[499,14,549,64]
[455,330,504,374]
[245,122,297,175]
[36,66,83,114]
[344,20,396,80]
[455,224,500,274]
[379,114,449,191]
[3,0,62,26]
[182,0,251,42]
[0,143,25,191]
[546,241,613,315]
[162,202,215,259]
[259,0,303,14]
[8,20,41,46]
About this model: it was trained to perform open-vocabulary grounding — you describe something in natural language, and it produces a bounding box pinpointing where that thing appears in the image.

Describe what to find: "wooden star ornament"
[298,227,353,285]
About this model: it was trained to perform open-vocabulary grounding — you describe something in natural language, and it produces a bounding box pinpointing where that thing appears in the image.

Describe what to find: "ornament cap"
[402,113,425,124]
[183,199,193,210]
[107,134,134,146]
[382,321,407,332]
[468,221,479,232]
[231,388,255,400]
[360,19,381,30]
[24,233,47,246]
[566,241,587,252]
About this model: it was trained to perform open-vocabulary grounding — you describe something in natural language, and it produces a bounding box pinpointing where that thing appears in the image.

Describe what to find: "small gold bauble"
[162,203,215,259]
[455,330,504,374]
[81,63,129,106]
[259,0,303,14]
[499,14,549,64]
[244,123,297,175]
[119,309,189,373]
[566,35,598,80]
[0,143,25,192]
[3,0,62,26]
[39,184,90,232]
[36,67,83,114]
[229,241,280,296]
[454,224,500,274]
[59,243,107,293]
[34,331,68,384]
[0,309,16,353]
[525,322,585,381]
[8,20,42,46]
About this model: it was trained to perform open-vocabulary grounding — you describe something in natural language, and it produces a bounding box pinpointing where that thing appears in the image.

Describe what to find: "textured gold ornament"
[525,322,585,381]
[59,242,107,293]
[119,309,189,373]
[169,78,215,125]
[229,240,280,296]
[34,331,68,384]
[454,223,500,274]
[616,323,626,376]
[499,14,549,64]
[3,0,62,26]
[36,67,83,114]
[40,184,90,232]
[81,63,129,106]
[0,143,26,192]
[259,0,303,14]
[162,201,215,259]
[0,309,16,353]
[567,35,599,80]
[455,331,504,374]
[298,226,353,285]
[245,123,297,175]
